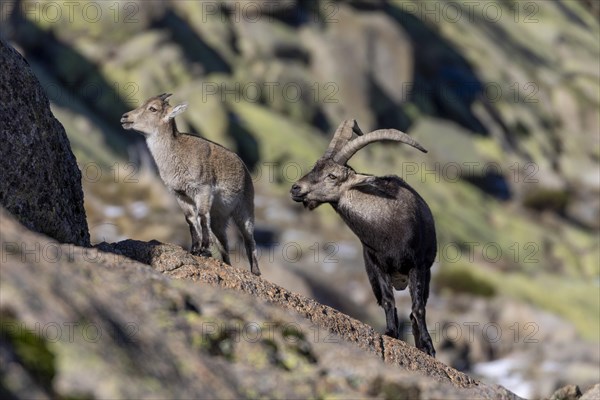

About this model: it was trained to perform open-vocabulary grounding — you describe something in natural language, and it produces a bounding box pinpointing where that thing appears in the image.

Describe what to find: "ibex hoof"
[384,329,399,339]
[192,248,212,258]
[251,267,261,276]
[419,342,436,358]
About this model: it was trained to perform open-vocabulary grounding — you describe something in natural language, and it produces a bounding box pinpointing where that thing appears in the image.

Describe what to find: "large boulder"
[300,4,413,131]
[0,39,89,246]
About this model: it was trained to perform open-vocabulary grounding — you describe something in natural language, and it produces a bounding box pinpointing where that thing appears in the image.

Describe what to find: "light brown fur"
[121,93,260,275]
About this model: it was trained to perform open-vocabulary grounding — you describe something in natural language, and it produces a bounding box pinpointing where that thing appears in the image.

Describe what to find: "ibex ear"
[350,174,397,197]
[163,103,188,122]
[349,174,377,188]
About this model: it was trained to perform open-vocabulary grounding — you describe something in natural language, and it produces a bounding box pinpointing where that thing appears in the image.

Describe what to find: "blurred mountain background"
[2,0,598,397]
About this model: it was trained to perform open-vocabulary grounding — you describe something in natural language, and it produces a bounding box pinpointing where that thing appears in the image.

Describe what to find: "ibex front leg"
[175,194,203,256]
[194,187,213,258]
[364,249,399,339]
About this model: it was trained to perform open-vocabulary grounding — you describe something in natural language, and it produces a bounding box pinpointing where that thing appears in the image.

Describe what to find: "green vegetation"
[491,274,600,342]
[194,318,236,362]
[523,188,570,212]
[0,312,56,393]
[434,263,497,298]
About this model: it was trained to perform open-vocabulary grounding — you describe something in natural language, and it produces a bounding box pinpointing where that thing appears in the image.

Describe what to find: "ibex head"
[121,93,187,136]
[290,120,427,210]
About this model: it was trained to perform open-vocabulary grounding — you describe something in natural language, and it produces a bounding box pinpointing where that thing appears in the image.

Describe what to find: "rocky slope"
[2,207,525,399]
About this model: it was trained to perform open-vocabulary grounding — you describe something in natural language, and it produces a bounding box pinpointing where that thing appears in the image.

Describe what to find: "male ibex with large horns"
[290,120,436,357]
[121,93,261,276]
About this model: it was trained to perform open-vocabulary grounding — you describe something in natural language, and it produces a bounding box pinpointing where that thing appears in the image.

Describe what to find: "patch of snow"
[347,280,369,304]
[322,262,337,274]
[264,206,295,223]
[336,242,358,260]
[129,201,149,219]
[104,205,125,218]
[474,357,534,399]
[90,222,119,243]
[542,361,561,373]
[254,195,266,208]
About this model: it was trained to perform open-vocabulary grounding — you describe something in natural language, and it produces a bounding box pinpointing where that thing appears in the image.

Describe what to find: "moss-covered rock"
[434,263,497,297]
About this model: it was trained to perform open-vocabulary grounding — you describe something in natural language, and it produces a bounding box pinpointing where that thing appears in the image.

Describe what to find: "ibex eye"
[149,107,157,112]
[327,173,337,180]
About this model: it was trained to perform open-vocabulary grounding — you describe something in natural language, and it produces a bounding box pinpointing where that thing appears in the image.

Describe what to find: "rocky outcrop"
[580,384,600,400]
[0,40,89,246]
[0,207,520,399]
[100,239,475,384]
[97,240,525,399]
[549,383,599,400]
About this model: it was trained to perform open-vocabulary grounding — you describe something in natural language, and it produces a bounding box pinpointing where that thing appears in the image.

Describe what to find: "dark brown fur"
[291,124,436,357]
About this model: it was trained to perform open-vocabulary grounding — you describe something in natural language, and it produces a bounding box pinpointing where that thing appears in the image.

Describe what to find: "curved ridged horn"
[333,129,427,165]
[323,119,364,159]
[158,93,173,101]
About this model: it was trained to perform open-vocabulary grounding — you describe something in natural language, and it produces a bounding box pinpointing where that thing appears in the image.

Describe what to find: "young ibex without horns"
[290,120,437,356]
[121,93,261,276]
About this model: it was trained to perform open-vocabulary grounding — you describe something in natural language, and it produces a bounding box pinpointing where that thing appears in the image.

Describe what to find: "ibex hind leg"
[211,217,230,265]
[409,267,435,357]
[233,211,261,276]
